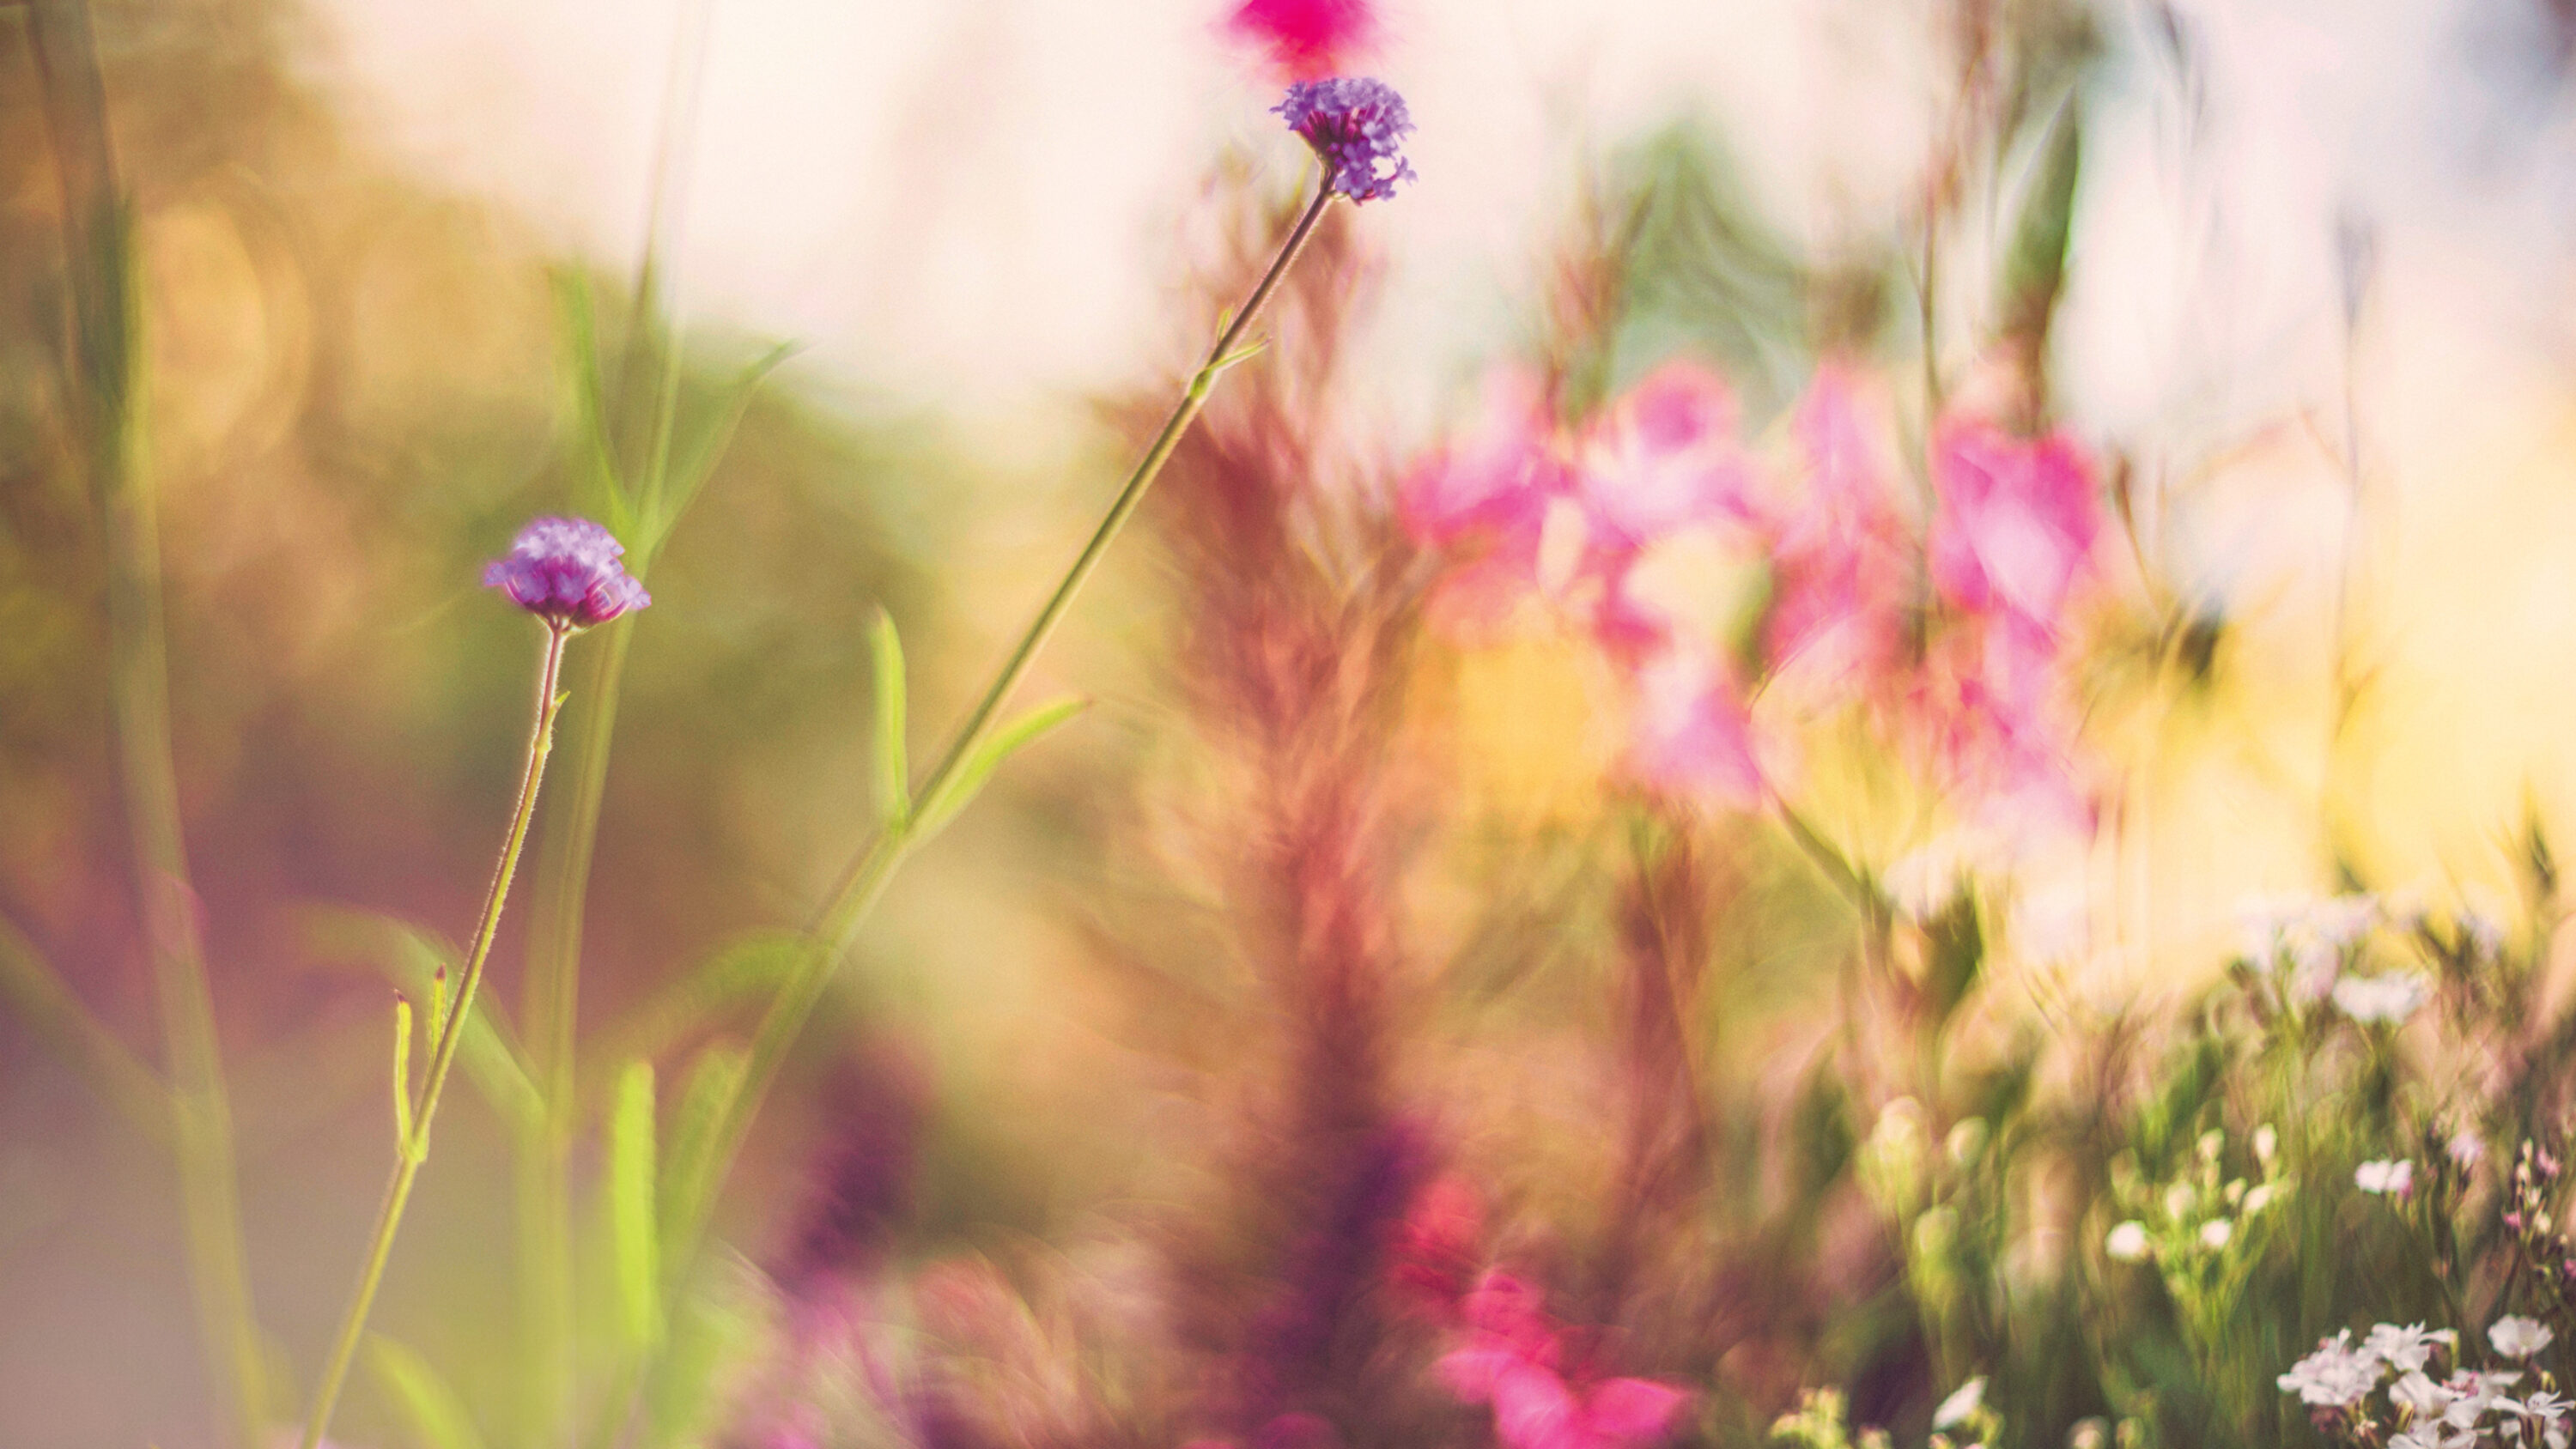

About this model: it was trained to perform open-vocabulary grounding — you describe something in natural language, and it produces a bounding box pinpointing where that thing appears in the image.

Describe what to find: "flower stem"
[603,178,1338,1449]
[301,622,574,1449]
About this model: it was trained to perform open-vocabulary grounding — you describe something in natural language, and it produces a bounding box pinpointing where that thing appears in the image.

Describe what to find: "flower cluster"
[482,515,651,630]
[1401,360,2105,822]
[2101,1125,2289,1276]
[1275,76,1415,203]
[1224,0,1379,80]
[2278,1319,2567,1447]
[1433,1272,1690,1449]
[1767,1377,1999,1449]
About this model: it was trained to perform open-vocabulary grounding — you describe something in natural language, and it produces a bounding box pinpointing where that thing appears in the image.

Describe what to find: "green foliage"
[870,609,910,828]
[909,695,1088,842]
[658,1043,749,1292]
[301,908,544,1133]
[611,1059,665,1352]
[365,1336,490,1449]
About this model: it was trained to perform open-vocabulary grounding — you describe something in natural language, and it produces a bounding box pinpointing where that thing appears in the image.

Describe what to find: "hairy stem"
[302,623,573,1449]
[601,178,1339,1449]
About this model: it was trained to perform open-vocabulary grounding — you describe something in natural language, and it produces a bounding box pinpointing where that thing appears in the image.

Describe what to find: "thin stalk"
[599,179,1338,1449]
[301,623,574,1449]
[520,15,708,1434]
[27,3,268,1443]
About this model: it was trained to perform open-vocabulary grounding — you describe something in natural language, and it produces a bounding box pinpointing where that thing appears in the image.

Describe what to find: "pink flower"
[1573,361,1760,553]
[1224,0,1381,81]
[1400,370,1571,634]
[1437,1274,1690,1449]
[1625,646,1765,807]
[1765,367,1912,689]
[1908,623,2091,834]
[1926,421,2099,630]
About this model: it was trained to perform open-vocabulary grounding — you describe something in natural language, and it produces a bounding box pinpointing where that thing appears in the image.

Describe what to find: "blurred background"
[11,0,2576,1446]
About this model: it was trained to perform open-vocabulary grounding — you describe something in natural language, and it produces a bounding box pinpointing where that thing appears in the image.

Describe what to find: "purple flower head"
[483,515,651,629]
[1274,76,1415,203]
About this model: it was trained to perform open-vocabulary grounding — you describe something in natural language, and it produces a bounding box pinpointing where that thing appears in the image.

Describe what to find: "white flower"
[2255,1125,2279,1162]
[2334,973,2433,1024]
[2201,1219,2235,1250]
[2279,1331,2388,1406]
[2369,1323,2446,1375]
[2244,1184,2278,1214]
[2451,1132,2488,1170]
[1934,1377,1987,1429]
[2493,1316,2556,1359]
[2359,1160,2416,1196]
[2105,1221,2151,1262]
[2391,1370,2457,1419]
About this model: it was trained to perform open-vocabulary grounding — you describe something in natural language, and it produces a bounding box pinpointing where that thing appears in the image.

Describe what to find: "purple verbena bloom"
[483,515,651,629]
[1274,76,1415,203]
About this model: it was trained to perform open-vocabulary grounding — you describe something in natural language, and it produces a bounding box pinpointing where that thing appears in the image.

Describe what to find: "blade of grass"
[365,1336,491,1449]
[0,912,172,1148]
[27,3,267,1440]
[608,1060,663,1353]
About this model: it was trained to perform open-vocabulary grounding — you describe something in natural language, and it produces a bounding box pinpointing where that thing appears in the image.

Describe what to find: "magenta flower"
[1437,1274,1690,1449]
[1275,76,1416,203]
[1926,421,2100,630]
[1572,361,1759,551]
[1625,646,1765,807]
[1400,369,1572,634]
[1765,367,1912,689]
[483,515,651,629]
[1224,0,1380,79]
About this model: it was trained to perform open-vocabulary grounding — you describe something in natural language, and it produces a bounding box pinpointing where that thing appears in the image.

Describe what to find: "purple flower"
[1274,76,1415,203]
[483,515,651,628]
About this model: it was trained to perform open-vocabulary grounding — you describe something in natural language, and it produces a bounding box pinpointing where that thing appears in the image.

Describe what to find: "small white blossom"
[2280,1331,2388,1406]
[1934,1378,1987,1429]
[2334,973,2433,1024]
[2255,1125,2279,1162]
[2369,1323,2446,1375]
[2244,1183,2278,1214]
[2391,1370,2457,1419]
[2493,1316,2556,1359]
[2105,1221,2151,1262]
[2451,1132,2488,1171]
[2359,1160,2416,1196]
[2200,1219,2235,1250]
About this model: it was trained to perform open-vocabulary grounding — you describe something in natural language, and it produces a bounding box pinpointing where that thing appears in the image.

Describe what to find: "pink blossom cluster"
[1380,1176,1689,1449]
[1433,1272,1691,1449]
[1398,358,2105,826]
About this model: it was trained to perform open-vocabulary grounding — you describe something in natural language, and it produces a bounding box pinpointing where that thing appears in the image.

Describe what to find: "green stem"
[27,3,269,1442]
[605,178,1338,1449]
[301,622,574,1449]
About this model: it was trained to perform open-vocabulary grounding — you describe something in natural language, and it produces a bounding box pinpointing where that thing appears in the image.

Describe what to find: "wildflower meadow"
[10,1,2576,1447]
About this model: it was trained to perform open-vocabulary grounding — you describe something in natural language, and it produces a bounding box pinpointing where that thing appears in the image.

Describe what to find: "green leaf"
[552,271,634,539]
[0,912,170,1147]
[658,1042,749,1284]
[609,1058,663,1350]
[1999,86,2084,350]
[300,907,543,1132]
[365,1335,489,1449]
[391,996,416,1156]
[578,932,801,1093]
[870,609,909,828]
[642,339,800,555]
[638,1263,775,1449]
[911,695,1087,841]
